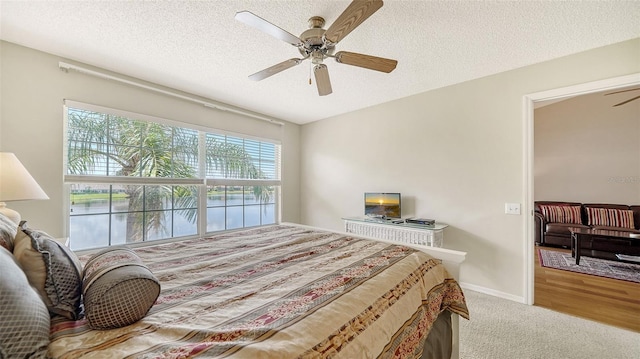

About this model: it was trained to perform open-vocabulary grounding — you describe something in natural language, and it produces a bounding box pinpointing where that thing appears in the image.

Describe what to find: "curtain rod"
[58,62,284,126]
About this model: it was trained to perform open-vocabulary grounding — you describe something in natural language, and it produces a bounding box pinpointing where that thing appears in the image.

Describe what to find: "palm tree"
[205,136,273,205]
[67,109,271,242]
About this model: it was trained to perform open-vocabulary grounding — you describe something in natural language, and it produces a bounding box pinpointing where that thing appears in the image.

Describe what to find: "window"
[65,104,280,251]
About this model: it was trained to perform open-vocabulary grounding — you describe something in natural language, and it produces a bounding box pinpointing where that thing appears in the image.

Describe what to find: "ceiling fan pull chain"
[309,62,312,85]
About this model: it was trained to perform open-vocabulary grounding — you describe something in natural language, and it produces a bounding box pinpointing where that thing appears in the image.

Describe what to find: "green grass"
[70,193,128,203]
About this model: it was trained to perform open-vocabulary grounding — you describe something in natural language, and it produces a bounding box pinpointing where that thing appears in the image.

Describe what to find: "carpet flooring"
[459,290,640,359]
[538,249,640,283]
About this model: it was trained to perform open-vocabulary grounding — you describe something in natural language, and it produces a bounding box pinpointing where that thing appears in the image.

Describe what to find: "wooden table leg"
[575,234,581,265]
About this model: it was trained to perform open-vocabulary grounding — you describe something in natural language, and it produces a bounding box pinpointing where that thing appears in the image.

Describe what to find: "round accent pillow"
[83,247,160,330]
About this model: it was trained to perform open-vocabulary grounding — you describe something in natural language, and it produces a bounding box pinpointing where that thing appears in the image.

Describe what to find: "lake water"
[69,194,275,251]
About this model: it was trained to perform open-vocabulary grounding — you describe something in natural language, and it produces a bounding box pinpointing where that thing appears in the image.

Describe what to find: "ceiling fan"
[604,87,640,107]
[235,0,397,96]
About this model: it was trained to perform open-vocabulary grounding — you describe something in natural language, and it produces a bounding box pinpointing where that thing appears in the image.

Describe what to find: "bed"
[10,223,469,358]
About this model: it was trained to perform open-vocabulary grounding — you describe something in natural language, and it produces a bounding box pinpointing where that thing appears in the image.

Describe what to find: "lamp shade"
[0,152,49,202]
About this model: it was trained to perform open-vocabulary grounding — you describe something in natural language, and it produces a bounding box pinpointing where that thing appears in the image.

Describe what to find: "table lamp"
[0,152,49,224]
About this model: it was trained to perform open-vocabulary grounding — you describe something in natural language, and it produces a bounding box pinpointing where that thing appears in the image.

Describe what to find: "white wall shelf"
[343,217,447,247]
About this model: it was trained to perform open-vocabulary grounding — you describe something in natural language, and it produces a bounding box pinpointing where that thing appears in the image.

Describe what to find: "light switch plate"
[505,203,521,215]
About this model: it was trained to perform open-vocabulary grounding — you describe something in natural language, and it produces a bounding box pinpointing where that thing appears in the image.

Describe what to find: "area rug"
[538,249,640,283]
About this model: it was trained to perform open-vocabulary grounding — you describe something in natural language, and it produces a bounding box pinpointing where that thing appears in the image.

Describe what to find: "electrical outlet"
[505,203,521,215]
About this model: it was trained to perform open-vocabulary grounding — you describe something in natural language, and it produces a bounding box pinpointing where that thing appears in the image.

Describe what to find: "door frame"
[523,73,640,305]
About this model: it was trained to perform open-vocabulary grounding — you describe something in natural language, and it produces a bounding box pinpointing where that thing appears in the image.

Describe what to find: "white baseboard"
[459,282,526,304]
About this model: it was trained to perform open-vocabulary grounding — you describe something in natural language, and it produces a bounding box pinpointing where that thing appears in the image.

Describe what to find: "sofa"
[535,201,640,259]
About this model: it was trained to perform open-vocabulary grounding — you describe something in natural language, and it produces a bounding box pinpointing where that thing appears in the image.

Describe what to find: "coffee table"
[569,227,640,265]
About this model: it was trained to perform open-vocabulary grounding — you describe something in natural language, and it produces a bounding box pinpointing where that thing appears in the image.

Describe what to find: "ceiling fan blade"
[604,87,640,96]
[334,51,397,73]
[613,95,640,107]
[314,64,332,96]
[235,11,302,46]
[324,0,383,45]
[248,58,305,81]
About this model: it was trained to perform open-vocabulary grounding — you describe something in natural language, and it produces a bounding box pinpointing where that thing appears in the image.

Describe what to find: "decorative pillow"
[587,208,635,228]
[540,205,582,224]
[12,221,84,320]
[0,212,17,252]
[0,247,50,359]
[83,247,161,329]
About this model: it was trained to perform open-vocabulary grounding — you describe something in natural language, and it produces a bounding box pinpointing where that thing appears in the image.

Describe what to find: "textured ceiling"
[1,1,639,124]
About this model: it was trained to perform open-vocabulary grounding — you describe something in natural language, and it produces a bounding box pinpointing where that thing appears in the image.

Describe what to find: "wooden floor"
[534,246,640,332]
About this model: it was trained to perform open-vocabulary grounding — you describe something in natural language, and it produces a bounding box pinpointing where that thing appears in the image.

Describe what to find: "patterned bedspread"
[49,224,468,358]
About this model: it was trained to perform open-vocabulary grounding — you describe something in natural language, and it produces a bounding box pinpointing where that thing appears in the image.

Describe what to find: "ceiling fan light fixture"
[311,50,324,65]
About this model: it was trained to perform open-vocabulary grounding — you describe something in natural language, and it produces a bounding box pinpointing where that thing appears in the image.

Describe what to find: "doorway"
[523,72,640,305]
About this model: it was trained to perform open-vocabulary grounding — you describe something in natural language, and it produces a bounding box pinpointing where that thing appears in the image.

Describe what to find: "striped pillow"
[540,205,582,224]
[586,208,635,229]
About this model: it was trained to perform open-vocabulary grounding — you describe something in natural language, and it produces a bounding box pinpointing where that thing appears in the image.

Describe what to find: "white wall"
[0,41,301,235]
[535,92,640,204]
[299,38,640,300]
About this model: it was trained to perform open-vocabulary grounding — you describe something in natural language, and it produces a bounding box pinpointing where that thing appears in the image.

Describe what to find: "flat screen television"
[364,192,401,218]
